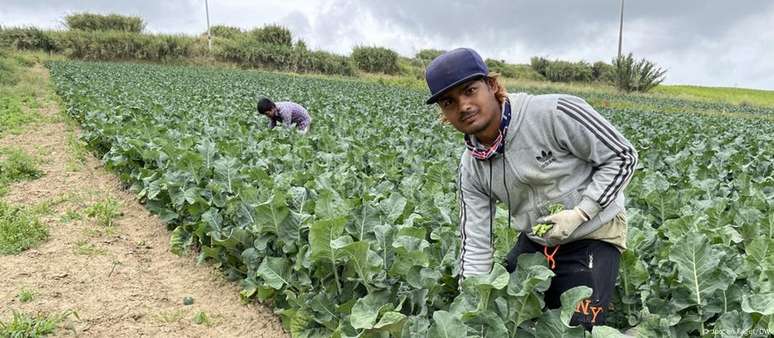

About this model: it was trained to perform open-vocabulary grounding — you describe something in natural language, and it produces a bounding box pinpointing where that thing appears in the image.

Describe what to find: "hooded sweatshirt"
[458,93,638,277]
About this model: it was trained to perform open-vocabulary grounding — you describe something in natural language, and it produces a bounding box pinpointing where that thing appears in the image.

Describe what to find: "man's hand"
[537,207,590,242]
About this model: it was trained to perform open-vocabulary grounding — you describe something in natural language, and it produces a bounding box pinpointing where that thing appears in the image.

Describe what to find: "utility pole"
[617,0,624,59]
[205,0,212,52]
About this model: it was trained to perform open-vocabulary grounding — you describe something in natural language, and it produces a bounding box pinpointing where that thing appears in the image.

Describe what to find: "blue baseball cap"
[424,48,489,104]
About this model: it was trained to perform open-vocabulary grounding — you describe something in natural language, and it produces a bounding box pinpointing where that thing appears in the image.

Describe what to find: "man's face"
[437,79,501,136]
[267,107,278,118]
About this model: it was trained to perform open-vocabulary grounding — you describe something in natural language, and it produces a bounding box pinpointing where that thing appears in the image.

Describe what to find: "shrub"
[544,60,593,82]
[293,48,355,76]
[485,58,510,74]
[2,22,351,75]
[295,39,307,51]
[248,25,292,47]
[0,27,58,52]
[592,61,615,82]
[209,25,241,40]
[64,13,145,33]
[215,37,293,68]
[612,53,666,92]
[52,30,199,61]
[485,58,545,80]
[530,56,550,76]
[214,37,355,76]
[351,46,400,74]
[415,49,445,62]
[396,57,425,79]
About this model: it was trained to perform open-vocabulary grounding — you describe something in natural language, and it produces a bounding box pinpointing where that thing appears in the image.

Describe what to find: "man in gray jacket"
[424,48,638,331]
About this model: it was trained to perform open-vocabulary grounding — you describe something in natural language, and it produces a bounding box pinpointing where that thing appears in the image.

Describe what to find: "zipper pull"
[588,254,594,269]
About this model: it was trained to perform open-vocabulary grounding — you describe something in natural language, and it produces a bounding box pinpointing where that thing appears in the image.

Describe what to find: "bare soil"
[0,65,288,337]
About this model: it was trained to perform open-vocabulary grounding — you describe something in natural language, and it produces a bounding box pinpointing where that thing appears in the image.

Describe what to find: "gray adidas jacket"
[458,93,638,277]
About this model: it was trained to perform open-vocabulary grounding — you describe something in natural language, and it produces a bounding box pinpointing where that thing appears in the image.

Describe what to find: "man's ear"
[485,77,497,91]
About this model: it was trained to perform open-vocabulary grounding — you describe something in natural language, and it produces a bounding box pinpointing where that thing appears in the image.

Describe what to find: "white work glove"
[537,207,590,242]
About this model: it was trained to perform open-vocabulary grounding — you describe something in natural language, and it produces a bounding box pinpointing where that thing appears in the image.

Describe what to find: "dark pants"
[505,233,620,331]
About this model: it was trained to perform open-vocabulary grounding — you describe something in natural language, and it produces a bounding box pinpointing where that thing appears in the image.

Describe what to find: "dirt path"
[0,64,288,337]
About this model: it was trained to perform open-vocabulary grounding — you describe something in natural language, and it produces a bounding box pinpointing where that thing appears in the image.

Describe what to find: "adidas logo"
[536,150,555,168]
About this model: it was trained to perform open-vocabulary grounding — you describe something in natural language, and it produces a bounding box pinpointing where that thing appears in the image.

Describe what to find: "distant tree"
[591,61,614,82]
[612,53,666,92]
[544,60,593,82]
[530,56,550,76]
[351,46,400,74]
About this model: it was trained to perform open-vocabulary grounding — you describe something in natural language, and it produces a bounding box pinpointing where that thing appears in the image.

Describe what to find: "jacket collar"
[464,98,511,160]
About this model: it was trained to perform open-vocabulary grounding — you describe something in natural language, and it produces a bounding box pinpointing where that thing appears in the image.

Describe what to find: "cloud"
[633,7,774,88]
[0,1,201,32]
[1,0,772,89]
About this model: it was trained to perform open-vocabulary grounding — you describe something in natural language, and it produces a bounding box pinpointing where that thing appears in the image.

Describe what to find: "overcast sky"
[2,0,773,90]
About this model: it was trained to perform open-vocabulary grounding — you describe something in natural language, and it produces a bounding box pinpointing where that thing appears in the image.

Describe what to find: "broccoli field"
[47,60,773,337]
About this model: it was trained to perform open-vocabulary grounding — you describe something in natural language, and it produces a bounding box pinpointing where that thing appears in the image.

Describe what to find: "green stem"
[660,197,665,223]
[723,290,727,313]
[698,307,704,336]
[299,192,306,214]
[383,248,388,271]
[622,264,632,317]
[480,290,490,311]
[332,261,342,296]
[360,188,366,241]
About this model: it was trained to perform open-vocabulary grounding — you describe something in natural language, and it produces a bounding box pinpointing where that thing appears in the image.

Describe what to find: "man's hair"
[437,72,508,123]
[486,73,509,105]
[257,97,276,115]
